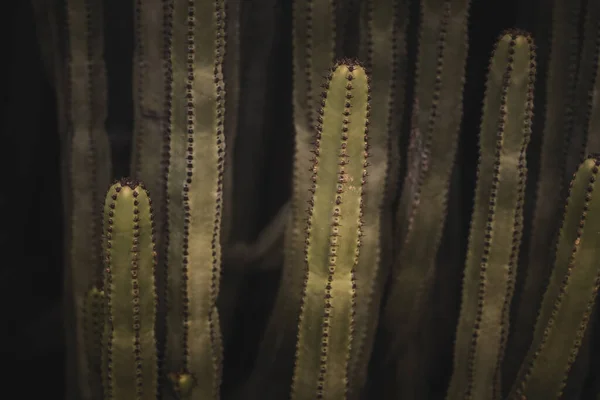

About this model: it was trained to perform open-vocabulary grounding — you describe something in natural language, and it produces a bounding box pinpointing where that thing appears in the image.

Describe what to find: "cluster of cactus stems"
[29,0,600,398]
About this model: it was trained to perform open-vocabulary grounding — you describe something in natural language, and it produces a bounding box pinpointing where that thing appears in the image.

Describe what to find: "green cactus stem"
[163,1,227,399]
[84,284,105,399]
[507,155,600,399]
[101,178,158,400]
[447,30,536,400]
[378,0,470,397]
[290,60,370,400]
[506,0,584,385]
[63,0,112,398]
[350,0,408,395]
[244,0,338,396]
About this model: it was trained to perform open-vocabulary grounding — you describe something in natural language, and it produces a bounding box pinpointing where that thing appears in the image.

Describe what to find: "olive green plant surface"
[448,29,536,400]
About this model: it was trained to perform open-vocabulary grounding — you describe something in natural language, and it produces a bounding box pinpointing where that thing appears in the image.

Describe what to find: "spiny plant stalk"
[508,155,600,400]
[564,0,600,184]
[350,0,408,395]
[130,0,169,377]
[101,178,158,400]
[244,0,337,396]
[506,0,584,384]
[290,59,371,400]
[378,0,470,397]
[163,0,227,399]
[447,30,536,400]
[63,0,112,398]
[84,285,105,399]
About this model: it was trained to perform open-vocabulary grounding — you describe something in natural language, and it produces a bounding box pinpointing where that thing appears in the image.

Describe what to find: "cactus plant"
[447,30,536,400]
[506,0,585,384]
[100,178,158,400]
[162,0,227,399]
[507,155,600,399]
[376,0,471,397]
[63,0,112,399]
[289,59,374,399]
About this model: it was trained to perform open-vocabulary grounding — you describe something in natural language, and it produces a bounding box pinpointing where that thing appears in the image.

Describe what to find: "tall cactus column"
[291,60,378,400]
[63,0,112,398]
[101,179,158,400]
[163,0,227,398]
[508,155,600,399]
[447,30,536,400]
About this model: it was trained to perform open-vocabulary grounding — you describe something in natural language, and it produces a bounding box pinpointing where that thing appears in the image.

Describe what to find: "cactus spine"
[447,30,536,400]
[163,0,227,398]
[290,60,370,400]
[101,178,158,400]
[508,155,600,399]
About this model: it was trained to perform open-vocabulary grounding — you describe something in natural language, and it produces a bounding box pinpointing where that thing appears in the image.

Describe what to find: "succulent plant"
[289,59,373,399]
[25,0,600,398]
[162,1,227,399]
[508,155,600,399]
[100,178,158,400]
[376,0,471,397]
[447,29,536,400]
[62,0,112,398]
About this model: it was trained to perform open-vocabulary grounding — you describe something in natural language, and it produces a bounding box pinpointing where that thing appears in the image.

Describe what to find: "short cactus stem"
[508,155,600,399]
[101,178,158,400]
[291,60,370,400]
[447,30,536,400]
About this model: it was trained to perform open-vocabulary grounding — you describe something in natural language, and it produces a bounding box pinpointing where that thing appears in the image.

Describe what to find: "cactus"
[378,0,471,397]
[506,0,584,384]
[100,178,158,400]
[447,30,536,400]
[507,155,600,399]
[290,59,372,400]
[243,0,338,396]
[63,0,112,398]
[350,0,409,394]
[162,0,227,398]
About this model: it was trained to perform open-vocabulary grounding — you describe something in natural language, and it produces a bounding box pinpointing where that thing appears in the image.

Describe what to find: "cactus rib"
[508,156,600,399]
[291,60,369,400]
[101,179,158,400]
[447,30,536,400]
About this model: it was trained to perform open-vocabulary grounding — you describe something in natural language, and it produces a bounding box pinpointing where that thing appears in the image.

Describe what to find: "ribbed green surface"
[101,179,158,400]
[164,1,227,398]
[509,156,600,399]
[291,61,369,400]
[448,31,535,400]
